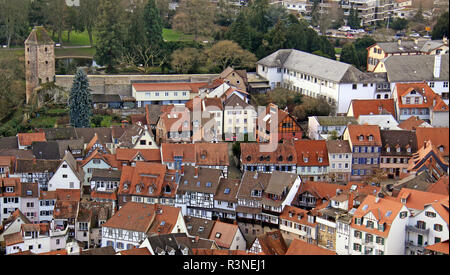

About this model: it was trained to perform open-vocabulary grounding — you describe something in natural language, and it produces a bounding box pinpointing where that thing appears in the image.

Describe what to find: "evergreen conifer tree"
[69,69,93,128]
[143,0,163,47]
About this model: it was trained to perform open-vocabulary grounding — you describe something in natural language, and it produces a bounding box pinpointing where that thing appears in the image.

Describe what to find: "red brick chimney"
[194,167,199,178]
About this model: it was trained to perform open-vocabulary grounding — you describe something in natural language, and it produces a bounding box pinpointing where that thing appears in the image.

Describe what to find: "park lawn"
[52,30,96,46]
[163,28,194,42]
[55,47,96,58]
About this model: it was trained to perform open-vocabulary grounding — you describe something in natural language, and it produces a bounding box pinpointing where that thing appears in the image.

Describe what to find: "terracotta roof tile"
[286,239,336,255]
[398,116,429,131]
[4,232,23,246]
[208,221,239,249]
[426,240,449,255]
[346,124,382,146]
[255,230,288,255]
[17,132,46,146]
[280,205,315,227]
[395,83,448,112]
[396,188,448,211]
[349,99,396,119]
[415,127,449,157]
[118,162,169,198]
[115,148,161,163]
[294,140,329,166]
[426,176,449,195]
[240,142,297,165]
[119,247,152,255]
[192,249,260,255]
[132,82,208,93]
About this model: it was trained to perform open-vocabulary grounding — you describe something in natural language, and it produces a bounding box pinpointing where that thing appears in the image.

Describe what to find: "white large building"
[256,49,388,114]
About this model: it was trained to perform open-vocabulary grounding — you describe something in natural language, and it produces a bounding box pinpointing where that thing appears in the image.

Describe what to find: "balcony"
[406,225,429,235]
[405,240,428,250]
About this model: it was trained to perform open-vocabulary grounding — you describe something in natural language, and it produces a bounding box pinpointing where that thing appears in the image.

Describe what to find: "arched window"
[164,185,171,193]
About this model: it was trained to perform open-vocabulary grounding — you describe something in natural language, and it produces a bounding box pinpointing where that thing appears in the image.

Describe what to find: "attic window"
[184,180,188,185]
[224,188,230,194]
[368,135,374,141]
[265,156,270,161]
[215,232,222,238]
[164,185,171,193]
[359,135,364,141]
[438,146,444,152]
[247,156,252,161]
[160,221,166,226]
[407,147,411,153]
[259,156,264,161]
[278,156,283,162]
[124,183,128,190]
[318,157,323,163]
[396,147,401,153]
[385,211,392,217]
[206,182,212,188]
[287,155,293,161]
[386,147,390,153]
[251,190,262,197]
[303,157,308,163]
[196,181,201,187]
[198,226,204,232]
[362,204,368,211]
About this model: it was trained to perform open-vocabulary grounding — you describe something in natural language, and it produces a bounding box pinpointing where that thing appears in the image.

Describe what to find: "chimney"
[443,36,448,44]
[434,55,442,78]
[397,39,402,46]
[348,192,354,210]
[195,236,199,243]
[194,167,199,178]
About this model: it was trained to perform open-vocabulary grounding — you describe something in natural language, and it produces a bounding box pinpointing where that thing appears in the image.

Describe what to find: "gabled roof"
[294,140,329,166]
[61,151,84,182]
[352,195,405,237]
[17,132,46,146]
[349,99,396,119]
[0,137,18,150]
[264,171,298,196]
[15,159,60,174]
[395,82,448,111]
[118,247,152,255]
[415,127,449,157]
[161,143,196,163]
[214,178,240,203]
[118,162,168,198]
[280,205,315,227]
[254,230,287,255]
[382,54,449,82]
[398,116,431,131]
[346,124,382,146]
[208,221,239,249]
[195,143,229,166]
[90,169,121,182]
[102,202,155,232]
[224,93,250,108]
[237,171,272,201]
[286,239,336,255]
[380,130,418,156]
[178,166,222,195]
[375,40,446,54]
[240,142,297,165]
[257,49,364,83]
[427,176,449,195]
[326,140,352,154]
[184,216,215,239]
[396,188,448,211]
[53,200,79,219]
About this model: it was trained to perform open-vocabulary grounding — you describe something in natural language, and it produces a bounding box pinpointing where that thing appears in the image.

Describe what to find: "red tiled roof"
[55,189,81,202]
[39,250,68,255]
[349,99,396,119]
[280,205,315,227]
[346,124,382,146]
[294,140,329,166]
[115,148,161,162]
[118,162,169,198]
[17,132,46,146]
[119,247,152,255]
[398,116,428,131]
[395,83,449,112]
[286,239,336,255]
[4,232,23,246]
[161,143,196,163]
[255,230,288,255]
[415,127,449,157]
[240,142,297,165]
[208,221,239,249]
[91,190,117,201]
[427,176,449,195]
[192,249,261,255]
[426,240,449,255]
[396,188,448,210]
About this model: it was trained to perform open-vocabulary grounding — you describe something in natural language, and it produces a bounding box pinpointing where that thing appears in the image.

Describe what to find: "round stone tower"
[25,26,55,104]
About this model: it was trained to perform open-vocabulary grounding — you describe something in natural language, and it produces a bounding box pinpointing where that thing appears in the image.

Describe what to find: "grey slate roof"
[15,159,60,173]
[382,54,449,82]
[178,166,222,195]
[91,168,122,182]
[25,26,54,45]
[264,171,298,196]
[377,40,446,54]
[257,49,369,83]
[316,116,357,126]
[32,139,84,160]
[42,128,77,141]
[146,105,162,125]
[224,93,250,108]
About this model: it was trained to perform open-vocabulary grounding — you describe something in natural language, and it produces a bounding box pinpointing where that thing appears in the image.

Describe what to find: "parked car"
[356,29,365,33]
[349,29,358,34]
[423,35,431,39]
[409,32,421,38]
[338,26,351,32]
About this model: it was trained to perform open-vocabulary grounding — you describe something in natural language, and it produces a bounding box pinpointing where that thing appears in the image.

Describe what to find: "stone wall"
[54,74,219,96]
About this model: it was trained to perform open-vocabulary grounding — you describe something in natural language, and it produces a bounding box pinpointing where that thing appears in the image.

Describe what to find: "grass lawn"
[52,30,96,47]
[163,28,194,42]
[55,47,95,58]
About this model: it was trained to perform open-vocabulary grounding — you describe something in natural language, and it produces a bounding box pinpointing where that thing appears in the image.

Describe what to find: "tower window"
[45,61,48,65]
[45,47,48,52]
[27,48,30,52]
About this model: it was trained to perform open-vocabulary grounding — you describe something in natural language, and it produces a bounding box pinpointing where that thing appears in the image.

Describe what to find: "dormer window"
[359,135,364,141]
[396,147,401,153]
[247,156,252,162]
[386,147,390,153]
[304,157,308,163]
[368,135,373,141]
[438,146,445,152]
[124,183,128,190]
[406,147,411,153]
[164,185,171,193]
[287,155,293,161]
[251,190,262,197]
[149,187,154,194]
[136,185,141,193]
[5,187,14,193]
[318,157,323,163]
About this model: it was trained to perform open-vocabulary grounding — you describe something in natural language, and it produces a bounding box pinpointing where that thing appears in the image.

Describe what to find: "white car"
[356,29,365,33]
[338,26,351,32]
[409,33,421,38]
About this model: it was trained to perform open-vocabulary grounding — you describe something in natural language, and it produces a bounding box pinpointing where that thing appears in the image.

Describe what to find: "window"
[353,243,361,252]
[416,221,426,230]
[429,82,435,88]
[434,224,443,232]
[425,211,436,218]
[399,211,407,219]
[352,84,357,90]
[62,174,67,178]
